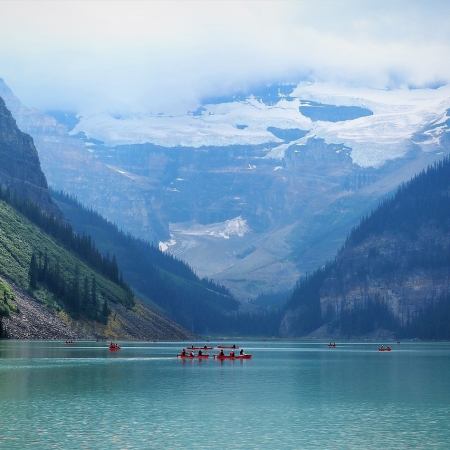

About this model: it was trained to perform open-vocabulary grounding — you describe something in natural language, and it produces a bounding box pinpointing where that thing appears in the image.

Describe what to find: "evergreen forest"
[285,156,450,339]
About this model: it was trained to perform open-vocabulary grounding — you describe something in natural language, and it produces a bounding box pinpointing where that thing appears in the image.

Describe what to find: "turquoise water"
[1,340,450,449]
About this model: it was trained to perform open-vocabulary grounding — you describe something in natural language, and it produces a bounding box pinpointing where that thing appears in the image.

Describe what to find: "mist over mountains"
[1,78,449,300]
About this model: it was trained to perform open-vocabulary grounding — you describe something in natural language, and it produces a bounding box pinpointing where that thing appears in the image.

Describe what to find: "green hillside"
[0,191,133,328]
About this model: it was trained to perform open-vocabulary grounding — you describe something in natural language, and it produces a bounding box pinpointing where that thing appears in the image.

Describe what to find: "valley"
[1,79,450,300]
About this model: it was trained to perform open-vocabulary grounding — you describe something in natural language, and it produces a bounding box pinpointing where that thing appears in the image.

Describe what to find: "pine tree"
[91,275,98,318]
[82,275,89,314]
[28,253,38,289]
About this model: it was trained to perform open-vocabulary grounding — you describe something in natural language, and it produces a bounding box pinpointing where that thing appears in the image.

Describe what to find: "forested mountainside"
[0,96,196,340]
[0,180,196,340]
[52,189,278,335]
[280,156,450,340]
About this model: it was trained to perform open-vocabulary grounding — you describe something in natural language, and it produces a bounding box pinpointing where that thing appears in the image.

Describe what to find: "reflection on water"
[0,340,449,449]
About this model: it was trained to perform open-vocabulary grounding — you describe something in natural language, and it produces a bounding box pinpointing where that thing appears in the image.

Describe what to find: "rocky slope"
[2,278,197,340]
[0,93,197,340]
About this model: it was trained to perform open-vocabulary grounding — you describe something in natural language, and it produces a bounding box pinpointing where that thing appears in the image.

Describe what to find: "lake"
[0,340,449,449]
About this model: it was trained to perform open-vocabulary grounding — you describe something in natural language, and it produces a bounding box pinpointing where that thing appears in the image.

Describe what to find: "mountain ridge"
[2,77,450,300]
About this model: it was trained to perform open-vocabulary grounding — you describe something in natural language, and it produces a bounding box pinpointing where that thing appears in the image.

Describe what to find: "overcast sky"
[1,0,450,114]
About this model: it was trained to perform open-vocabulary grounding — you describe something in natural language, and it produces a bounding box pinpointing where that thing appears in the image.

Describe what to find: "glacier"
[71,81,450,169]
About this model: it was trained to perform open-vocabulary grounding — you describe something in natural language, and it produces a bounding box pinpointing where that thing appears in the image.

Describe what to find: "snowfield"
[71,82,450,169]
[168,216,250,240]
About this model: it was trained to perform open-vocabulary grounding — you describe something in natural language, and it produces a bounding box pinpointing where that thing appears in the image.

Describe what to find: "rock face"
[0,96,60,216]
[318,232,450,328]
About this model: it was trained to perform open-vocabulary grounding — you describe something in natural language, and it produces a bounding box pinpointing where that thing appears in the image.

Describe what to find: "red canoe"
[177,354,210,358]
[378,348,391,352]
[217,345,239,349]
[109,346,121,351]
[185,347,214,350]
[214,354,252,359]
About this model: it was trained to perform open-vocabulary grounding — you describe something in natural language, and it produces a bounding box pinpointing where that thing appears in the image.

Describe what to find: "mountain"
[51,189,242,335]
[2,78,450,300]
[0,95,196,340]
[0,96,60,217]
[280,156,450,339]
[0,78,167,244]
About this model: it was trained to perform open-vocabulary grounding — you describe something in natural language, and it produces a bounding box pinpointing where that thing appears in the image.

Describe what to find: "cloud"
[1,0,450,114]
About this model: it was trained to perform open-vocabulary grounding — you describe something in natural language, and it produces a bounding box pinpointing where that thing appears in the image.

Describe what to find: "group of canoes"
[178,345,252,359]
[328,343,395,351]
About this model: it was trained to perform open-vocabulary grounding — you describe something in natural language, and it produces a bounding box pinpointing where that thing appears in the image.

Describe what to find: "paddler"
[181,349,187,356]
[198,349,203,356]
[239,349,245,355]
[219,349,224,356]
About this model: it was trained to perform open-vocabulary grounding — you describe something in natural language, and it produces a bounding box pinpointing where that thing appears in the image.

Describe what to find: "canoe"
[217,345,239,349]
[378,348,391,352]
[214,354,252,359]
[109,346,121,351]
[185,347,214,350]
[328,344,337,347]
[177,354,210,358]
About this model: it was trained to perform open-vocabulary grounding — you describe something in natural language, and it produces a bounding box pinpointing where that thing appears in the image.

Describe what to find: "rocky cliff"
[0,96,60,216]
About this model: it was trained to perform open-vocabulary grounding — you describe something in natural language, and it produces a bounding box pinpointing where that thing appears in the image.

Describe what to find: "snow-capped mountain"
[72,82,450,168]
[3,78,450,299]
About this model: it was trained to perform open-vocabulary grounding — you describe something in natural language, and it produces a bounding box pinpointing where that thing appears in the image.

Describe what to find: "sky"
[1,0,450,115]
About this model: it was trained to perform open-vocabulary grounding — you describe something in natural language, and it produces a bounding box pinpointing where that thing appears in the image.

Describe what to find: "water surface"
[0,340,449,449]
